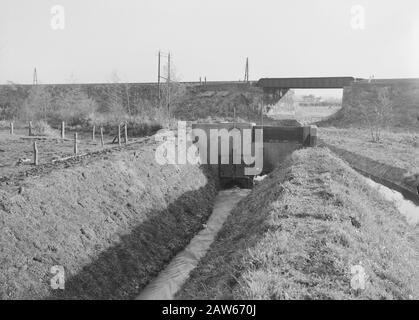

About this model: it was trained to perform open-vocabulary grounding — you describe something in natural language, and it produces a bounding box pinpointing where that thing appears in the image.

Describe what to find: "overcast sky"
[1,0,419,85]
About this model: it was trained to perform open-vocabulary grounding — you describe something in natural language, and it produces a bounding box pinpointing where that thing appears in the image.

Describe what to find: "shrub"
[359,87,393,142]
[30,120,60,137]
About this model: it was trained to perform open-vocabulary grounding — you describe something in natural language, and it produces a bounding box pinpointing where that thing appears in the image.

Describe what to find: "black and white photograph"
[0,0,419,309]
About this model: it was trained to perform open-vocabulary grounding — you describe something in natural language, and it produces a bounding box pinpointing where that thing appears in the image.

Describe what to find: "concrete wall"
[191,123,314,183]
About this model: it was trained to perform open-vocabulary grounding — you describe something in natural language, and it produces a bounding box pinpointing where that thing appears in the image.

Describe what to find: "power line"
[157,51,161,100]
[167,52,171,111]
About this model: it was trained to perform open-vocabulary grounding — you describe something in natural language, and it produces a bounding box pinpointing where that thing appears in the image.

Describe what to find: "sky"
[1,0,419,86]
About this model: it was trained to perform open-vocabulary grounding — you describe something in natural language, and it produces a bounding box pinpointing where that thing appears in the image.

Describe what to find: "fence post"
[92,125,96,141]
[309,125,318,147]
[29,121,32,136]
[61,121,65,139]
[100,126,104,148]
[10,122,13,135]
[302,126,310,146]
[74,133,78,155]
[118,124,121,146]
[260,103,264,127]
[33,141,38,165]
[124,122,128,145]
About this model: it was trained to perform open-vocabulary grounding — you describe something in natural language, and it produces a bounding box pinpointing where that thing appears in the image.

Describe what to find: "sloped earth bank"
[0,139,218,299]
[364,177,419,226]
[318,128,419,173]
[322,143,419,203]
[177,148,419,300]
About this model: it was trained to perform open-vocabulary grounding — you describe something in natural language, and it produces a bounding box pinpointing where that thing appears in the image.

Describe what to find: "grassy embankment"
[178,147,419,299]
[0,140,218,299]
[319,127,419,175]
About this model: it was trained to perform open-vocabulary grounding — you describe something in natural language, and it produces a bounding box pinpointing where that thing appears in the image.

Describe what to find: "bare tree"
[159,63,186,112]
[21,85,52,121]
[359,86,393,142]
[102,71,132,119]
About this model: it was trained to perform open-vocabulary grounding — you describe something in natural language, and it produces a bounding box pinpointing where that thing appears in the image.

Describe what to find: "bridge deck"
[257,77,357,89]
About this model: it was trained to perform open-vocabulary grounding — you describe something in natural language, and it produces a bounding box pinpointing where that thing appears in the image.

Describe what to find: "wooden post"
[28,121,32,136]
[100,126,104,148]
[302,126,311,146]
[74,133,78,155]
[10,122,13,135]
[61,121,65,139]
[92,125,96,141]
[33,141,38,165]
[260,103,264,127]
[124,122,128,145]
[310,125,318,147]
[118,124,121,146]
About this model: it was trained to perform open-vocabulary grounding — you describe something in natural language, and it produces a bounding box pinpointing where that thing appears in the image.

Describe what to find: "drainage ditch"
[137,188,251,300]
[364,176,419,226]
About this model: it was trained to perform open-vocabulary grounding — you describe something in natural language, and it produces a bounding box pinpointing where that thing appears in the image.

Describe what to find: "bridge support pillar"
[263,87,289,105]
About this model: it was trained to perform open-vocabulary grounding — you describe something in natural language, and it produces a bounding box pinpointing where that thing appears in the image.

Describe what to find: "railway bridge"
[255,77,362,104]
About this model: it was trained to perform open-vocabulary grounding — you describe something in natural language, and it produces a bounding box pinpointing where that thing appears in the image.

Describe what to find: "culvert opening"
[220,177,253,189]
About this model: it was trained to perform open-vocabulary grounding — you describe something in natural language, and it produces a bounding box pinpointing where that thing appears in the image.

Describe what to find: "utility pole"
[33,68,38,85]
[167,52,171,111]
[157,50,172,110]
[244,58,249,83]
[157,51,161,100]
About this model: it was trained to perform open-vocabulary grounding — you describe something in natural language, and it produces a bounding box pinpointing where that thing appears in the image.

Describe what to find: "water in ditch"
[364,177,419,226]
[136,187,251,300]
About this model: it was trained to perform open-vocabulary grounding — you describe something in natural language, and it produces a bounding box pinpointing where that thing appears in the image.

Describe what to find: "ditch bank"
[0,139,218,299]
[177,148,419,300]
[322,142,419,204]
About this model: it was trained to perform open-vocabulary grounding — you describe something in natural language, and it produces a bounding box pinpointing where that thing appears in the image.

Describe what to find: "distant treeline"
[0,82,182,129]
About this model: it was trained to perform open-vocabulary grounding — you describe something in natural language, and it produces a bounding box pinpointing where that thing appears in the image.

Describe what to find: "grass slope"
[0,140,217,299]
[319,127,419,175]
[173,85,263,122]
[177,148,419,300]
